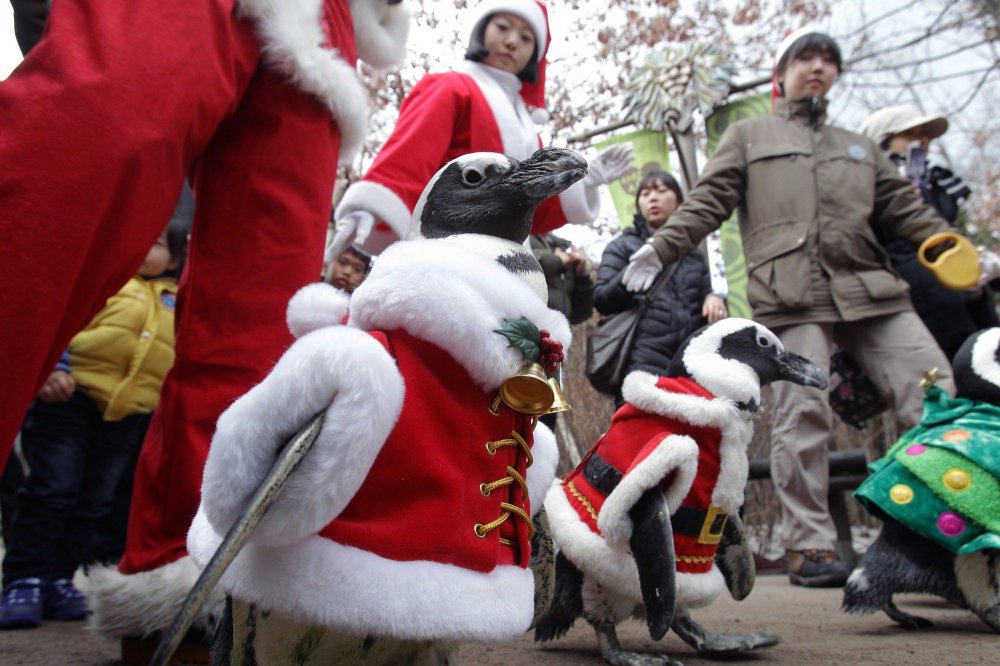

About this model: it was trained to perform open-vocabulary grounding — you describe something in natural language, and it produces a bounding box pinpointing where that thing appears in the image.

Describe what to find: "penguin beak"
[777,350,828,390]
[508,148,588,201]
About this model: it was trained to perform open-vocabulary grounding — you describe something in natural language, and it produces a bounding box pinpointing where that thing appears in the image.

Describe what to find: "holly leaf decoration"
[494,317,540,362]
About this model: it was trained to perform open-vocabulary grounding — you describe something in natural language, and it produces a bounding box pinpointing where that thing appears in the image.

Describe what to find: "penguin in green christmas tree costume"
[844,327,1000,632]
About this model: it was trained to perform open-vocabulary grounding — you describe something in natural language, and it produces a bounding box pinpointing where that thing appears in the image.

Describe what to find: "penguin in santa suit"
[188,148,585,665]
[537,319,827,665]
[844,327,1000,633]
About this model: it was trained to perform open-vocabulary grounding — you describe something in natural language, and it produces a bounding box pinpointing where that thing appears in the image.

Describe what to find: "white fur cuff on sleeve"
[200,326,404,545]
[598,435,698,546]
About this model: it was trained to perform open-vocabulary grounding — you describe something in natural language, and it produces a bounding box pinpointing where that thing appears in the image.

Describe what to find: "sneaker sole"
[44,607,90,621]
[0,615,43,629]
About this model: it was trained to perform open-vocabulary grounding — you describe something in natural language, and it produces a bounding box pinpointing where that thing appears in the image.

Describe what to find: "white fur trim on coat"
[349,238,571,391]
[188,510,534,640]
[622,371,754,513]
[237,0,372,164]
[528,421,558,514]
[86,557,224,639]
[544,481,725,610]
[598,435,698,546]
[350,0,411,71]
[457,62,540,161]
[286,282,351,338]
[200,325,404,546]
[335,179,413,249]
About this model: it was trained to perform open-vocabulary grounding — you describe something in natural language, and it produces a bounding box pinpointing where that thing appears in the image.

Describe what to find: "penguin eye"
[757,335,773,348]
[461,167,486,187]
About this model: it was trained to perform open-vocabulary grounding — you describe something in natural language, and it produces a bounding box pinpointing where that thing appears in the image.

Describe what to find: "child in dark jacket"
[0,219,187,629]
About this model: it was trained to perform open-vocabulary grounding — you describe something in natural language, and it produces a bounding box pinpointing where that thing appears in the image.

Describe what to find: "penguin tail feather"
[534,552,585,642]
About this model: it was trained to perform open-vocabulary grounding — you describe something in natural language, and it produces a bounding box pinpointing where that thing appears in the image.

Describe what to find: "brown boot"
[785,549,850,588]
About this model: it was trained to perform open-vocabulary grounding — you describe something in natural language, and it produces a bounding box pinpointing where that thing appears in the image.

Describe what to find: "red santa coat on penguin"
[189,150,585,642]
[334,0,606,254]
[546,371,753,609]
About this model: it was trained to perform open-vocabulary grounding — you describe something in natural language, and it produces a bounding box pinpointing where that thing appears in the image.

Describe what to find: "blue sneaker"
[0,578,45,629]
[44,578,89,621]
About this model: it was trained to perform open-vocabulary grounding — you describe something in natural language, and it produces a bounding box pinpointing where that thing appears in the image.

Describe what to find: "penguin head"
[406,148,587,243]
[405,148,587,301]
[952,328,1000,405]
[667,318,828,413]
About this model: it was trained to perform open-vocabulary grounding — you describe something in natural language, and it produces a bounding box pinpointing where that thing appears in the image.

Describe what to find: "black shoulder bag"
[585,260,678,395]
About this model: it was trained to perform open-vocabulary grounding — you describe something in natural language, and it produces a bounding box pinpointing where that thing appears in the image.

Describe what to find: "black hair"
[776,32,842,75]
[464,14,539,84]
[634,170,684,212]
[343,245,373,273]
[162,213,190,280]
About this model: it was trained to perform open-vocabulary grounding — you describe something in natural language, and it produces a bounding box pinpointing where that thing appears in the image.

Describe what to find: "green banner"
[703,93,770,319]
[596,129,670,230]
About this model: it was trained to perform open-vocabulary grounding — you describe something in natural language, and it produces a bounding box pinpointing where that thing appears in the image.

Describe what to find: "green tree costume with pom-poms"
[855,385,1000,555]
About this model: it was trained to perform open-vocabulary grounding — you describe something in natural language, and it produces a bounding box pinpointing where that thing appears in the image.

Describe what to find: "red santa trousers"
[0,0,341,573]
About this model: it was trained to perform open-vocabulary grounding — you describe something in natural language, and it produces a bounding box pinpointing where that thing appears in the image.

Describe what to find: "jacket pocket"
[852,269,910,300]
[817,151,878,212]
[746,143,811,163]
[743,219,812,310]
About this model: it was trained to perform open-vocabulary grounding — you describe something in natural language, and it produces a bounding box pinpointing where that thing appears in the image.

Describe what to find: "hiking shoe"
[0,578,45,629]
[44,578,89,620]
[786,549,850,588]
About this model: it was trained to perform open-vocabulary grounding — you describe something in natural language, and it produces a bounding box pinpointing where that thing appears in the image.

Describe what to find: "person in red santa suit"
[0,0,411,643]
[327,0,633,258]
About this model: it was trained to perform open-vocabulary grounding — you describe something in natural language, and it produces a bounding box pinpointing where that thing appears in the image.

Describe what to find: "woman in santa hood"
[327,0,633,259]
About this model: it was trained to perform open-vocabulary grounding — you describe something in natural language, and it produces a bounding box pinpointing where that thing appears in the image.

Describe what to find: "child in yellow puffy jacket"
[0,218,188,629]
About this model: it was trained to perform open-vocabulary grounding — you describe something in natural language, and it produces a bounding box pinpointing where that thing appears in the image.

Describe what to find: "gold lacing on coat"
[476,430,535,544]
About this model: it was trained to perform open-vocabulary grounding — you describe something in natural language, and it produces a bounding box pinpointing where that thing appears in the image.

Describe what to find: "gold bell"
[543,375,572,414]
[499,362,554,414]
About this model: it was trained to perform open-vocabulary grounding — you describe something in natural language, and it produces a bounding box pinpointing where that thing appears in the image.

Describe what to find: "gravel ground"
[1,573,995,665]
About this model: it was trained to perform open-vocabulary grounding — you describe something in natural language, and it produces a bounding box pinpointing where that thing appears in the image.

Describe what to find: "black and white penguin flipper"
[844,328,1000,634]
[541,319,826,665]
[714,511,755,601]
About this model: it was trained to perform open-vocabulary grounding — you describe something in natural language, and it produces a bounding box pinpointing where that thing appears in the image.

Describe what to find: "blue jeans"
[2,392,150,582]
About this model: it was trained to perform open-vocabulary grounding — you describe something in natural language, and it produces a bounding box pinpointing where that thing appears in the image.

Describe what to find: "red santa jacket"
[189,238,569,640]
[335,61,599,252]
[545,372,754,610]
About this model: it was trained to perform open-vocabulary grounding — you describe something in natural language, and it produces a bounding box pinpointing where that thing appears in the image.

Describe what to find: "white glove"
[583,144,634,187]
[977,249,1000,288]
[622,243,664,292]
[324,210,375,266]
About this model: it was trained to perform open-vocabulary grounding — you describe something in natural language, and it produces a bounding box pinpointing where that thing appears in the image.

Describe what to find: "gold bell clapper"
[499,362,554,415]
[543,374,572,414]
[918,232,981,291]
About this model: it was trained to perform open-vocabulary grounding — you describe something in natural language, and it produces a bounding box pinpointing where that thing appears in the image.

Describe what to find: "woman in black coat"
[592,171,728,404]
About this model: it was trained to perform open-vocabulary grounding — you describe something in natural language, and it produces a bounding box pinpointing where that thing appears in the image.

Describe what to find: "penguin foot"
[593,621,683,666]
[971,604,1000,634]
[671,612,779,655]
[883,601,933,629]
